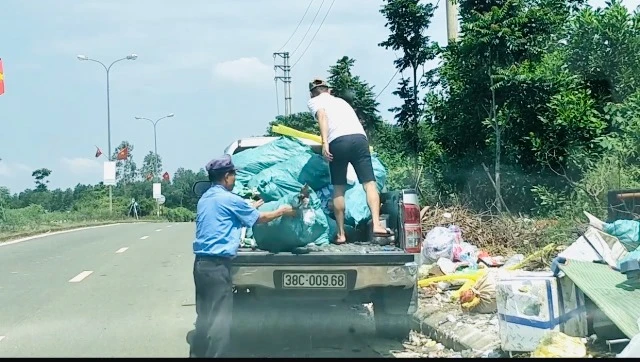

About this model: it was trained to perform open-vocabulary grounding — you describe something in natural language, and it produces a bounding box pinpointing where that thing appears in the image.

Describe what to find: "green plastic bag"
[248,152,331,192]
[231,136,311,186]
[252,192,331,253]
[344,154,388,226]
[603,220,640,251]
[253,173,304,203]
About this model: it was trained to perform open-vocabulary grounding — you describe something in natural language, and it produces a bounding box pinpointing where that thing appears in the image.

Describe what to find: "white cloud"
[213,57,272,86]
[0,161,31,177]
[60,157,101,175]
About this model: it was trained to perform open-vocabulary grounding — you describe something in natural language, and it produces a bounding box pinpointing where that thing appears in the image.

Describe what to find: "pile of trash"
[420,205,549,255]
[417,208,640,358]
[231,136,387,253]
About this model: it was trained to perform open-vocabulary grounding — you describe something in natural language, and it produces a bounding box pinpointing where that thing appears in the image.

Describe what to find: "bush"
[166,207,196,222]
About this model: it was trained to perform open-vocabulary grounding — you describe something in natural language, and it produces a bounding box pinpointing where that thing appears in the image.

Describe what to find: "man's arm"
[316,109,330,145]
[229,196,293,228]
[256,208,289,224]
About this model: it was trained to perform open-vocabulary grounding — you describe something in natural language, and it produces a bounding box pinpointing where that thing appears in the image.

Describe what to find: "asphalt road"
[0,223,406,358]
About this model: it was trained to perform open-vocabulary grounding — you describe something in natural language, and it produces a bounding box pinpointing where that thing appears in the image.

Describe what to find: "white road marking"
[166,225,172,228]
[140,235,149,240]
[69,271,93,283]
[0,336,5,342]
[0,222,148,247]
[155,229,162,232]
[115,247,129,254]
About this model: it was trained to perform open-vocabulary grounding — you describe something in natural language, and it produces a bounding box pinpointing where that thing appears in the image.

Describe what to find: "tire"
[373,300,412,340]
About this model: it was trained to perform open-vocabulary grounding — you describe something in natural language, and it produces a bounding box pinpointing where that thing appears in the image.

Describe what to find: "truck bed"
[236,242,415,266]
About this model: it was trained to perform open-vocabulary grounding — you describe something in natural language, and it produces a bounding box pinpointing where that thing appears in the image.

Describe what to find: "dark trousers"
[189,256,233,358]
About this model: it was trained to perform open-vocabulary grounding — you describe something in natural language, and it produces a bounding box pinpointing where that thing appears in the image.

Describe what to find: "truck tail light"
[403,203,421,253]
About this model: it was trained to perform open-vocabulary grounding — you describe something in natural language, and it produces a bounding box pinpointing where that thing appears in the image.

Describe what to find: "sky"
[0,0,636,194]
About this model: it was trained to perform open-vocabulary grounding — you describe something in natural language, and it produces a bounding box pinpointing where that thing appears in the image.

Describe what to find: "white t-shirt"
[307,93,366,144]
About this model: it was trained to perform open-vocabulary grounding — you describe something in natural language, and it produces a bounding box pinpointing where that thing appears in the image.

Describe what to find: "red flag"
[0,58,5,96]
[146,173,153,181]
[95,146,103,158]
[162,172,170,182]
[116,147,128,160]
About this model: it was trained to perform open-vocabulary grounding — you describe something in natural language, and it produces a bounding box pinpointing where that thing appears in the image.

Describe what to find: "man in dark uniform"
[189,155,296,358]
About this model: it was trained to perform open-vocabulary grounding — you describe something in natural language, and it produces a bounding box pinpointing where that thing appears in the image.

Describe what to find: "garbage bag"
[248,152,331,192]
[252,173,305,203]
[603,219,640,251]
[231,136,311,186]
[252,191,331,253]
[461,270,497,314]
[531,331,586,358]
[617,318,640,357]
[420,226,457,265]
[344,155,388,226]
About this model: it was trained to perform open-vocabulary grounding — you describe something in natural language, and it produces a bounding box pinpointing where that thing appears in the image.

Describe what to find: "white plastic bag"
[618,318,640,358]
[420,226,456,265]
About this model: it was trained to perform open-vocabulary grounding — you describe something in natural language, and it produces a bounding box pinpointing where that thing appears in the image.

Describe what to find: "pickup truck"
[193,136,421,339]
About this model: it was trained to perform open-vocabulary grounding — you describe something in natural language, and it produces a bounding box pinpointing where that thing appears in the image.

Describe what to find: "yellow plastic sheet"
[271,124,375,152]
[531,331,586,358]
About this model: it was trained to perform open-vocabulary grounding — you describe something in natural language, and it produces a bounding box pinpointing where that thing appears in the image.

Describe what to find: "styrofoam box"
[496,271,588,352]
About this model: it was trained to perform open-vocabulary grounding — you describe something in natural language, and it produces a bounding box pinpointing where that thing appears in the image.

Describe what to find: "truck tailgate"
[235,243,415,266]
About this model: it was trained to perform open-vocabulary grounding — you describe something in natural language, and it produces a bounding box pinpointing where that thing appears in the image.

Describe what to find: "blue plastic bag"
[253,173,304,203]
[344,155,388,226]
[248,152,331,192]
[252,191,331,253]
[603,220,640,251]
[231,137,311,186]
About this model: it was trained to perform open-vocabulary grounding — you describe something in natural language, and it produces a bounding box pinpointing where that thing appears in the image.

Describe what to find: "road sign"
[157,195,166,205]
[153,183,162,199]
[103,161,116,186]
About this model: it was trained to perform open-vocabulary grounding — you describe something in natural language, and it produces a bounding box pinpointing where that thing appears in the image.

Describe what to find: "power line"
[290,0,326,57]
[276,0,315,53]
[374,68,401,101]
[291,0,336,69]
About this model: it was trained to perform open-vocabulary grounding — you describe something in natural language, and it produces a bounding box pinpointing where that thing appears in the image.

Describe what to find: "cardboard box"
[496,272,587,352]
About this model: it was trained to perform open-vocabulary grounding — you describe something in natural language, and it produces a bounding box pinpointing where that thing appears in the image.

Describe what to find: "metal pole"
[153,123,159,217]
[77,54,137,214]
[106,67,113,214]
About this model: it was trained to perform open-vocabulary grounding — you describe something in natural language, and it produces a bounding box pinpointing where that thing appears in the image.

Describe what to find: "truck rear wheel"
[372,287,415,340]
[373,304,411,340]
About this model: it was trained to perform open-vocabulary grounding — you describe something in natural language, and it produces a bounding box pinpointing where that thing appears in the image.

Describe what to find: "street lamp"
[135,113,175,217]
[77,53,138,214]
[134,113,174,179]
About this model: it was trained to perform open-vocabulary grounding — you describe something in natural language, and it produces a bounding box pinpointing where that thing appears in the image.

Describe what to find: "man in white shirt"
[307,78,392,244]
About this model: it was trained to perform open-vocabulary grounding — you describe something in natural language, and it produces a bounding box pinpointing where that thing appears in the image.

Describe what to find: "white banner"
[103,161,116,186]
[153,183,162,199]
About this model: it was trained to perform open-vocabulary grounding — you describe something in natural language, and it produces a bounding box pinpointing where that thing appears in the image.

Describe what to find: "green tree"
[265,112,318,137]
[112,141,138,184]
[31,168,52,192]
[140,151,163,181]
[379,0,438,160]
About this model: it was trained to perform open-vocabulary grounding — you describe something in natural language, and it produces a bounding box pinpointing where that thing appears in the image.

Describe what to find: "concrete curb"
[411,304,501,356]
[0,221,153,246]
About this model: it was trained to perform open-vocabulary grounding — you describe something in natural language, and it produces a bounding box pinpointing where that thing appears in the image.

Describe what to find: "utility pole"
[273,52,292,117]
[446,0,459,43]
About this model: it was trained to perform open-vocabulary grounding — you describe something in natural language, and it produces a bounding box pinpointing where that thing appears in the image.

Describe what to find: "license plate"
[282,272,347,289]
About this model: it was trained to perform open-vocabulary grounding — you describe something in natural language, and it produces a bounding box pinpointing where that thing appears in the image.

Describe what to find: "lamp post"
[135,113,175,216]
[77,53,138,214]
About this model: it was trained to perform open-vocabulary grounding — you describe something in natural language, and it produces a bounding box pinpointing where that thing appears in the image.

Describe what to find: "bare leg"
[333,185,347,244]
[363,181,387,234]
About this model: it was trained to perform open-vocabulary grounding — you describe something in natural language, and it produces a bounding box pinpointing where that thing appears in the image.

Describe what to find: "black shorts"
[328,134,376,186]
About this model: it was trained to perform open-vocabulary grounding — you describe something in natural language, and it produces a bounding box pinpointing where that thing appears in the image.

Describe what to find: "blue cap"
[205,155,237,173]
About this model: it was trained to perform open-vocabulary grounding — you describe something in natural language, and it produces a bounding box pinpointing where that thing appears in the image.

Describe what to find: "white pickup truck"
[193,136,421,339]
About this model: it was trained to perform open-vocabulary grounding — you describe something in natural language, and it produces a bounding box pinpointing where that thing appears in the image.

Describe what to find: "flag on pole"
[95,146,103,158]
[116,147,128,160]
[162,172,170,182]
[0,58,5,96]
[146,173,153,181]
